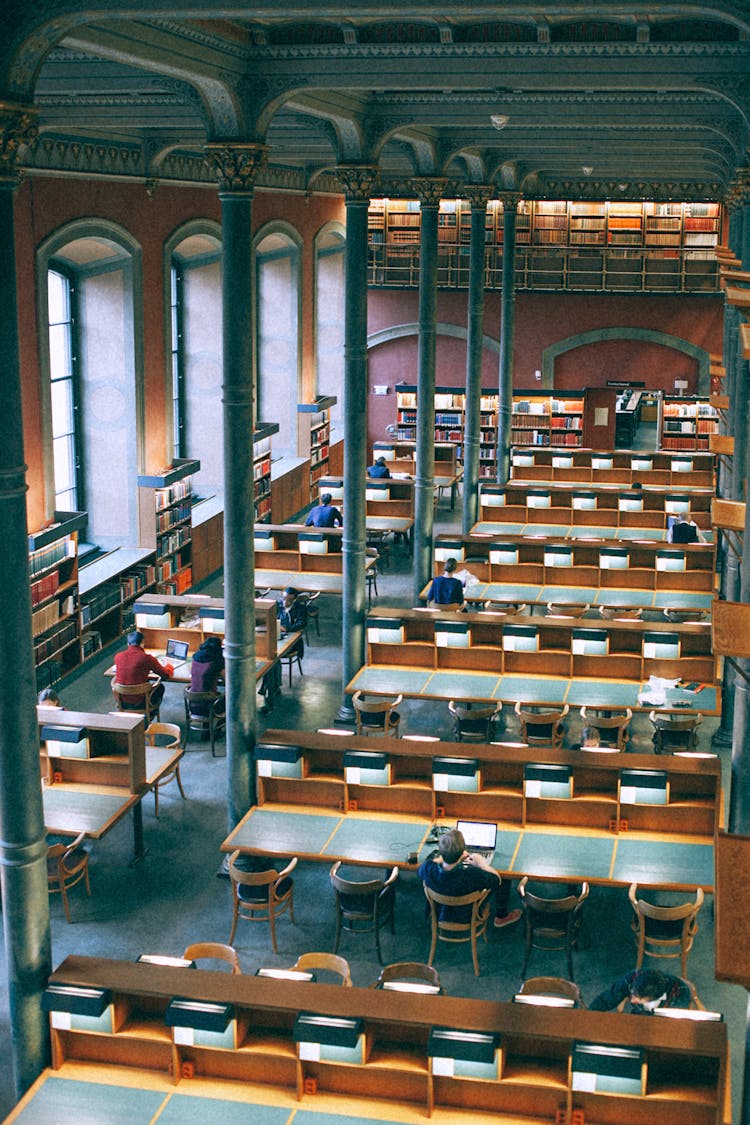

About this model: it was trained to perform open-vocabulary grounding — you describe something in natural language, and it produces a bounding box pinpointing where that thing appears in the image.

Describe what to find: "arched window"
[255,226,301,459]
[38,224,143,548]
[314,224,345,429]
[167,224,223,492]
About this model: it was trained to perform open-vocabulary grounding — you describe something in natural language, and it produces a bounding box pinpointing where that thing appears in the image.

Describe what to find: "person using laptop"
[189,635,225,716]
[418,827,520,930]
[667,512,705,544]
[113,629,172,710]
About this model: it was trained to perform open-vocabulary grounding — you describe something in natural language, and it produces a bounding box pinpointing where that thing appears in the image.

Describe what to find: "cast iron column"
[0,106,52,1100]
[337,167,376,721]
[412,179,446,603]
[462,187,492,533]
[205,144,267,826]
[497,193,520,485]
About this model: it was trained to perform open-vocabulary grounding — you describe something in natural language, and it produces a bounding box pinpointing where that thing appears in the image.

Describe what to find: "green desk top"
[457,582,713,611]
[494,675,569,704]
[222,807,713,890]
[42,786,137,839]
[470,521,711,544]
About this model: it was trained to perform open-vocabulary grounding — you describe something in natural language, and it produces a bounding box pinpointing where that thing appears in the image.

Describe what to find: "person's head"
[282,586,299,609]
[629,969,671,1010]
[631,481,642,490]
[444,557,458,575]
[376,456,386,466]
[675,513,689,524]
[438,829,466,865]
[321,493,332,507]
[38,688,61,707]
[199,636,223,659]
[127,630,144,647]
[581,726,600,747]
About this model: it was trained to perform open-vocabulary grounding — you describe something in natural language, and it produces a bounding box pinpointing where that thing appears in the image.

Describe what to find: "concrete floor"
[0,472,746,1121]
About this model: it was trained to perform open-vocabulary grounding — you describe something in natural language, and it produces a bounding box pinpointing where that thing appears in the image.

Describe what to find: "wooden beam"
[712,497,745,531]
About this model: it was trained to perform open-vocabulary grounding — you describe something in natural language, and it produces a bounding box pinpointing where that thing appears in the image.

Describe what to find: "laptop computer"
[456,819,497,861]
[161,637,190,669]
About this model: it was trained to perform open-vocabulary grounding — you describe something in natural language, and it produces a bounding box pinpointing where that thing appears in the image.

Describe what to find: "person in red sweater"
[113,630,171,709]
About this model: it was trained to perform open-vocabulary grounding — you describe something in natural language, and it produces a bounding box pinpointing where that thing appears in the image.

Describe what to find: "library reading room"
[3,2,750,1123]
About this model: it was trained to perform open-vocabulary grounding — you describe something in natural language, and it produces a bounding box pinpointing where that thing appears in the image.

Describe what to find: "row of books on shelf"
[254,477,271,498]
[157,527,191,559]
[155,502,191,534]
[435,429,462,442]
[550,416,582,429]
[311,425,330,448]
[662,436,713,450]
[156,552,190,582]
[510,429,551,445]
[30,569,60,607]
[80,583,123,626]
[34,618,78,665]
[664,402,717,417]
[154,479,191,512]
[435,412,462,426]
[161,568,192,596]
[310,445,330,469]
[253,457,271,481]
[255,496,272,522]
[29,538,71,579]
[81,631,103,659]
[119,564,156,600]
[32,600,61,638]
[398,411,417,425]
[550,432,583,446]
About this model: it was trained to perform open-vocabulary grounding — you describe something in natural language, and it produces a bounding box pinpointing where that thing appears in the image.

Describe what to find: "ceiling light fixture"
[582,166,593,176]
[491,114,509,130]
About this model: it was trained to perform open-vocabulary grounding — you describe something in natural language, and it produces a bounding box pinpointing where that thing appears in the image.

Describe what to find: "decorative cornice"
[377,90,738,109]
[495,190,522,209]
[336,165,379,201]
[463,184,494,210]
[725,167,750,210]
[204,143,268,194]
[540,177,724,202]
[0,102,38,184]
[411,177,448,207]
[243,41,749,62]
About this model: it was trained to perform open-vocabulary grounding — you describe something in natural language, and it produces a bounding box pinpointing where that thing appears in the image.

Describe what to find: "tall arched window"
[314,224,345,429]
[166,224,223,493]
[255,226,301,459]
[38,224,143,548]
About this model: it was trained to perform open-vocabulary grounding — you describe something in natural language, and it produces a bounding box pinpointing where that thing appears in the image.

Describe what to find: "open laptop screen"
[456,820,497,851]
[166,638,190,661]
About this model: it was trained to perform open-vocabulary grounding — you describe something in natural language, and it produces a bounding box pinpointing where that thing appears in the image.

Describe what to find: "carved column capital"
[726,167,750,212]
[411,177,448,208]
[0,102,38,184]
[462,184,494,211]
[336,165,379,202]
[204,143,268,194]
[496,190,522,211]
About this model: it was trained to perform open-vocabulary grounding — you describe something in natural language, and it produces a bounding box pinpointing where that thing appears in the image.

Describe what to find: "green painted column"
[462,187,492,534]
[0,108,53,1100]
[497,193,520,485]
[205,144,267,827]
[337,167,376,721]
[413,179,446,604]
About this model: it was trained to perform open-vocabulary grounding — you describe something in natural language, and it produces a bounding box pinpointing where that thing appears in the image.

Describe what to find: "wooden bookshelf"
[659,396,719,452]
[28,511,87,692]
[137,459,199,595]
[395,383,499,477]
[252,423,278,524]
[297,395,336,501]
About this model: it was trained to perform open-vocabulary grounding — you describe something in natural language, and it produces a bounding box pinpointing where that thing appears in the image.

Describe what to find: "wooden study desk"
[471,518,715,543]
[509,446,716,489]
[21,954,729,1125]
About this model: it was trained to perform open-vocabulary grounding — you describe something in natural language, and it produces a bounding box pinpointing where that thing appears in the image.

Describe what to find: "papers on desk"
[638,675,680,706]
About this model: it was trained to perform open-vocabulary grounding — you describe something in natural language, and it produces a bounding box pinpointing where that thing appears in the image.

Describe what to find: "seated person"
[577,726,600,750]
[589,968,694,1014]
[113,629,171,709]
[188,635,225,715]
[418,827,520,930]
[668,513,705,544]
[305,492,343,528]
[367,455,391,479]
[38,687,63,707]
[276,587,307,656]
[427,557,465,607]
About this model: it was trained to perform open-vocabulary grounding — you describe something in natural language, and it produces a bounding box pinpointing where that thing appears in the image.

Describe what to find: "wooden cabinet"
[29,511,86,691]
[38,706,146,792]
[137,459,199,595]
[44,955,730,1123]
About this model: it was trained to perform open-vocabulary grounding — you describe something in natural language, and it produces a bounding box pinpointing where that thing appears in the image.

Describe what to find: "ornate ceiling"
[3,2,750,200]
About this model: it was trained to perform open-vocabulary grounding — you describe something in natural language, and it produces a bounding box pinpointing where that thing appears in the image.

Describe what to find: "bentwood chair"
[144,721,186,816]
[579,706,632,751]
[546,603,590,619]
[227,851,297,953]
[290,952,352,986]
[372,962,443,994]
[330,862,398,963]
[518,877,589,980]
[448,700,502,743]
[47,832,91,923]
[649,710,702,754]
[516,976,583,1007]
[514,702,569,749]
[352,691,402,737]
[183,942,241,974]
[111,678,162,723]
[628,883,704,978]
[184,688,226,756]
[423,884,492,977]
[599,605,642,622]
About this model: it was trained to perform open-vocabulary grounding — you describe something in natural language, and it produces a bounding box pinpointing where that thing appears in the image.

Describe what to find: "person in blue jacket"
[305,492,343,528]
[367,456,391,479]
[589,968,694,1014]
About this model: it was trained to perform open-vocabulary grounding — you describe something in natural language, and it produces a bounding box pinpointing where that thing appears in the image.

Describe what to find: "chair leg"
[470,928,480,976]
[59,881,73,924]
[268,905,278,953]
[333,907,342,954]
[174,764,187,800]
[228,898,239,945]
[153,785,159,818]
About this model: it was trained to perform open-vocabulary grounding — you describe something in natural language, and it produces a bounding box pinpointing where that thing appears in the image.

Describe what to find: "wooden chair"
[663,607,710,624]
[352,691,402,737]
[516,976,583,1007]
[184,688,226,756]
[514,702,569,749]
[579,706,632,751]
[279,645,304,686]
[484,601,528,617]
[47,832,90,923]
[649,710,702,754]
[518,877,589,980]
[111,678,162,723]
[299,591,320,641]
[144,721,186,816]
[183,942,241,974]
[227,851,297,953]
[546,603,590,619]
[366,528,391,570]
[599,605,642,621]
[448,700,501,743]
[423,884,492,977]
[290,952,352,986]
[330,861,398,963]
[372,962,442,994]
[628,883,704,978]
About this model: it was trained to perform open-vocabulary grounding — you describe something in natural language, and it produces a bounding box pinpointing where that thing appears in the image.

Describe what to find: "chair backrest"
[484,602,527,616]
[47,831,87,874]
[183,942,241,974]
[663,607,710,624]
[228,851,296,899]
[292,952,352,985]
[519,877,589,934]
[629,883,704,932]
[649,710,703,734]
[112,679,160,713]
[374,962,442,993]
[144,721,181,748]
[184,688,221,715]
[517,976,582,1006]
[330,861,397,902]
[546,603,590,619]
[352,691,402,733]
[599,605,642,621]
[579,706,632,750]
[514,702,569,746]
[423,883,491,931]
